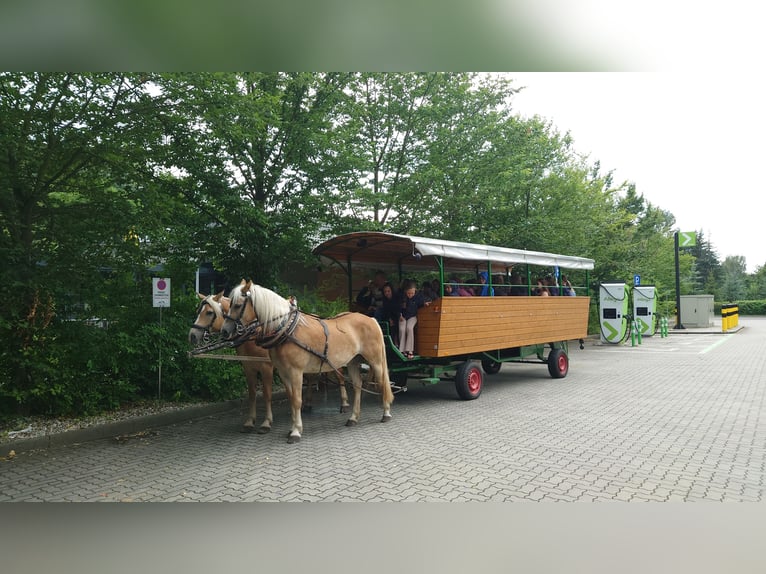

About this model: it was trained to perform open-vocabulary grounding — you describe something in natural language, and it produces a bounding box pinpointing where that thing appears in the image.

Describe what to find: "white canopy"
[313,232,595,273]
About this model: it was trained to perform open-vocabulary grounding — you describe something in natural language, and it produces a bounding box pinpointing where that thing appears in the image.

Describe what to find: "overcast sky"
[507,73,763,273]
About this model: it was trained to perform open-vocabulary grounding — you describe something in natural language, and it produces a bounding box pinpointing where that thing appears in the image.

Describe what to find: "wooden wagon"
[313,232,594,400]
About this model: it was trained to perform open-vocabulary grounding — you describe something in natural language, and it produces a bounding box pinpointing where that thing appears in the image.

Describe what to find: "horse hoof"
[381,414,392,423]
[345,419,358,427]
[287,434,301,444]
[257,426,271,434]
[339,405,350,414]
[240,426,255,433]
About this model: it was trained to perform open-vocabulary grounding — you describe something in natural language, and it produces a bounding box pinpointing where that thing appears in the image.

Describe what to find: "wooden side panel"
[416,296,591,358]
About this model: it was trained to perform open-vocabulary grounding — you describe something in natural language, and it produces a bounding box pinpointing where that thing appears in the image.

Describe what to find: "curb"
[667,325,745,335]
[1,399,244,458]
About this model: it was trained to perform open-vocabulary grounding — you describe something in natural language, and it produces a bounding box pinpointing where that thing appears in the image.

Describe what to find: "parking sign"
[152,277,171,307]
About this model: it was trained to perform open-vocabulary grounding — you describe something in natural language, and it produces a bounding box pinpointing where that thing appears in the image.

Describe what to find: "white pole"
[158,305,163,401]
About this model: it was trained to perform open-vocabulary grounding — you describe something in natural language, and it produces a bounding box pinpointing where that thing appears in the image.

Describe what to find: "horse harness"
[224,293,346,383]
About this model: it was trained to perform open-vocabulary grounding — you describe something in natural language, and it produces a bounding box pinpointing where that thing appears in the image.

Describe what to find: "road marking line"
[700,336,732,355]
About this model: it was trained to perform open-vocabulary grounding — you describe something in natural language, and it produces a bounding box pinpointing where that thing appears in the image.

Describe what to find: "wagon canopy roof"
[312,232,595,273]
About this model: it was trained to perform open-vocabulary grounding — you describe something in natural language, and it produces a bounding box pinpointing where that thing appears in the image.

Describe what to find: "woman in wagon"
[356,270,388,317]
[379,282,402,345]
[510,273,527,295]
[534,278,550,296]
[454,277,473,297]
[493,274,510,296]
[420,280,437,302]
[545,274,560,296]
[561,275,576,296]
[398,280,430,359]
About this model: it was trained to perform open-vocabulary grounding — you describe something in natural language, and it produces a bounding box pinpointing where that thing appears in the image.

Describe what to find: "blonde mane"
[231,282,300,328]
[204,295,224,318]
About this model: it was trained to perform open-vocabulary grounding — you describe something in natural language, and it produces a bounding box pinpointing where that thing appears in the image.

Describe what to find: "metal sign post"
[158,306,162,400]
[152,278,171,399]
[673,232,695,330]
[674,232,684,329]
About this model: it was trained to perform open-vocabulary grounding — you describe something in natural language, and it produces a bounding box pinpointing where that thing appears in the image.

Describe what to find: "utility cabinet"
[680,295,714,327]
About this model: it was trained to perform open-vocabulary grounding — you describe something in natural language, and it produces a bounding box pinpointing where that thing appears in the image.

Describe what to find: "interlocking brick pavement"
[2,317,765,502]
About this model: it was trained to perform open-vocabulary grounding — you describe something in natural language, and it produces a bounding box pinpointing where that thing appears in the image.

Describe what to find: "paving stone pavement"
[1,317,764,502]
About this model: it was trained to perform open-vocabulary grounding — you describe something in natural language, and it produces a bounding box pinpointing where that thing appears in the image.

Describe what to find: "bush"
[714,300,766,315]
[0,281,248,418]
[0,275,349,419]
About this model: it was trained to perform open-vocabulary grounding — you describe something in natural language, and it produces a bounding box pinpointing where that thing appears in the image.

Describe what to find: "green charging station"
[633,285,657,337]
[599,282,629,344]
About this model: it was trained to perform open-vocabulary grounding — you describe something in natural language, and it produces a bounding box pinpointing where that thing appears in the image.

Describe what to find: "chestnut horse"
[189,293,350,431]
[189,292,275,433]
[221,280,393,443]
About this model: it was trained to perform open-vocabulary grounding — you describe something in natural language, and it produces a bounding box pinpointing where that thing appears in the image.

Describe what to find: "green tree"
[0,73,243,415]
[148,72,351,283]
[719,256,747,302]
[747,264,766,299]
[0,73,163,412]
[689,229,721,296]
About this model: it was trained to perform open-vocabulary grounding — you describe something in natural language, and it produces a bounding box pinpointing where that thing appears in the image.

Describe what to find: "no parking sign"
[152,277,171,307]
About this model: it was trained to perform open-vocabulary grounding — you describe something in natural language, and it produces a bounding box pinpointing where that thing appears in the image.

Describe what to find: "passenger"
[477,271,494,296]
[545,274,560,296]
[379,282,401,344]
[446,280,460,296]
[398,280,430,359]
[510,273,527,296]
[456,280,474,297]
[431,278,442,298]
[493,274,510,296]
[534,279,550,296]
[421,281,437,302]
[356,270,388,317]
[561,275,576,296]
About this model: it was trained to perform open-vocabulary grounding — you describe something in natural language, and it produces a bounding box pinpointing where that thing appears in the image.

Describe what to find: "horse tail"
[375,324,394,405]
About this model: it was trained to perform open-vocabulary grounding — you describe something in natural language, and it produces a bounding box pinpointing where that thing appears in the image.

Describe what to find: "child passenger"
[398,280,430,359]
[477,271,494,296]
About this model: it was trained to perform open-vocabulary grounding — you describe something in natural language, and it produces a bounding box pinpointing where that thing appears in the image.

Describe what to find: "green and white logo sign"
[679,231,696,247]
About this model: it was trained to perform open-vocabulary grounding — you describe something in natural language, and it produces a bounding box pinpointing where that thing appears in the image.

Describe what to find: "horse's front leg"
[282,369,304,443]
[238,361,259,433]
[344,362,363,427]
[258,365,274,433]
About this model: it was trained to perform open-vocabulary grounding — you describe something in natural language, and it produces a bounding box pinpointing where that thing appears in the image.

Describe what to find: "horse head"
[189,291,227,346]
[221,279,258,340]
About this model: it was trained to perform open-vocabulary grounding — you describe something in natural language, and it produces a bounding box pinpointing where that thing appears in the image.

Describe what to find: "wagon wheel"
[455,361,483,400]
[547,348,569,379]
[481,357,502,375]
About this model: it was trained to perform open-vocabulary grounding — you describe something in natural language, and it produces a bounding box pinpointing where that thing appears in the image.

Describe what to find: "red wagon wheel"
[547,348,569,379]
[455,361,483,400]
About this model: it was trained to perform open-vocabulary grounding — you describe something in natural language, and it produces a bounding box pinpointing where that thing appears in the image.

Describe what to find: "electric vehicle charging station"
[633,285,657,337]
[599,282,629,343]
